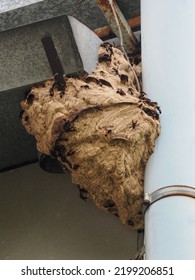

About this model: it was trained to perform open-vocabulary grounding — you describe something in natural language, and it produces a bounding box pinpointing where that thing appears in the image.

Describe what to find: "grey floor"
[0,163,137,260]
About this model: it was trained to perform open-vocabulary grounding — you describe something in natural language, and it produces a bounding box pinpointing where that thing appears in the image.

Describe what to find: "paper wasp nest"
[21,43,160,229]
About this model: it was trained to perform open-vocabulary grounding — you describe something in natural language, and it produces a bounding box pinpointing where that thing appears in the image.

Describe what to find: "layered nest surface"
[21,43,160,229]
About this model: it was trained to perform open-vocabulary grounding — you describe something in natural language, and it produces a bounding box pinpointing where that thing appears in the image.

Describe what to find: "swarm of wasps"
[138,91,161,119]
[20,42,160,230]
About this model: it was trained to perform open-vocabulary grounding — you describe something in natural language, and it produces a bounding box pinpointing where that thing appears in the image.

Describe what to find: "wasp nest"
[20,43,160,229]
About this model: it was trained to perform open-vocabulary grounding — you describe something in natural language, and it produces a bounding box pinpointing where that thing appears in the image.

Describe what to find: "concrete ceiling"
[0,0,140,172]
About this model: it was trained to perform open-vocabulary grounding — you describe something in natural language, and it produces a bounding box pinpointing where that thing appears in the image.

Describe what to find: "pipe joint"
[143,185,195,213]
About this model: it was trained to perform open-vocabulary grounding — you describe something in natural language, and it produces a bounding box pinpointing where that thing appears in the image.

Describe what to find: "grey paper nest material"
[21,43,160,229]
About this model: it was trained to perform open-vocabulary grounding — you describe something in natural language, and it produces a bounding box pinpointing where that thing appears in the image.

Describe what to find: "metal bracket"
[143,185,195,213]
[41,36,65,85]
[96,0,138,52]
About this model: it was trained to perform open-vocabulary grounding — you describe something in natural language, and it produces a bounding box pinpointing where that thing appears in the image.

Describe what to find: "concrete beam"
[0,0,140,32]
[0,15,102,91]
[0,15,102,171]
[0,0,107,33]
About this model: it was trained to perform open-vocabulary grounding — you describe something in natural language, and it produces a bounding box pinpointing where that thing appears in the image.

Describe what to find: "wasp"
[98,53,112,63]
[63,121,76,132]
[67,148,75,156]
[116,88,126,96]
[120,74,128,84]
[77,186,88,201]
[49,80,66,97]
[139,91,147,99]
[73,164,80,170]
[101,42,113,54]
[128,220,135,226]
[19,110,24,119]
[81,84,90,89]
[104,202,115,209]
[143,107,159,120]
[132,120,138,129]
[112,67,119,75]
[156,105,162,114]
[105,128,112,137]
[23,115,29,122]
[24,88,31,99]
[60,155,72,170]
[85,76,99,84]
[26,93,35,105]
[51,142,65,157]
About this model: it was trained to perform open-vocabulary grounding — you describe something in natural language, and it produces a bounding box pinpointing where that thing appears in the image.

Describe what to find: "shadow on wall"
[0,163,137,260]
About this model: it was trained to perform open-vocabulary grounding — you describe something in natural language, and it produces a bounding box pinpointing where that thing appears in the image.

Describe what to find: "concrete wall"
[0,163,137,259]
[0,0,43,13]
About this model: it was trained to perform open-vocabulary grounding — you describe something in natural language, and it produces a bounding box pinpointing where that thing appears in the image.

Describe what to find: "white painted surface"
[145,197,195,259]
[142,0,195,259]
[0,163,137,260]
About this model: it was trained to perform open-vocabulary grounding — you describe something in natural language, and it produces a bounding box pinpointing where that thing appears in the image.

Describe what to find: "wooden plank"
[93,16,140,38]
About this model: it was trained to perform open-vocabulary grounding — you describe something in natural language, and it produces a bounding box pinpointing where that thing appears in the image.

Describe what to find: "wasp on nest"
[20,43,160,229]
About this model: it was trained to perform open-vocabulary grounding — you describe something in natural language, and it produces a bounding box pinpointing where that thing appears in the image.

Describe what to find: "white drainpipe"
[141,0,195,259]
